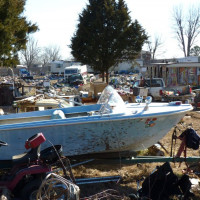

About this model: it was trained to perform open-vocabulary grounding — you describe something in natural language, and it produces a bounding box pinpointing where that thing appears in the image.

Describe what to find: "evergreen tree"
[70,0,147,82]
[190,46,200,56]
[0,0,38,66]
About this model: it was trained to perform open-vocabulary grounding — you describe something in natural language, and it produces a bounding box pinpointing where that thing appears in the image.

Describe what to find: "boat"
[0,86,193,160]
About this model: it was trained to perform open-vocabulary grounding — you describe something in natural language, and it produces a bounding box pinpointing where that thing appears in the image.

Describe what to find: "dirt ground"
[72,110,200,199]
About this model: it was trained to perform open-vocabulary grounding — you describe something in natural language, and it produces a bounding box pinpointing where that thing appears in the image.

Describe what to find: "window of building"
[56,64,62,68]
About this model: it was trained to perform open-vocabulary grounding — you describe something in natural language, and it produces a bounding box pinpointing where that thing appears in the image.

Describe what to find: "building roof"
[168,62,200,68]
[150,62,174,65]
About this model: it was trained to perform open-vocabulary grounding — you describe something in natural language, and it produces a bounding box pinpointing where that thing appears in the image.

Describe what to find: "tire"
[20,178,42,200]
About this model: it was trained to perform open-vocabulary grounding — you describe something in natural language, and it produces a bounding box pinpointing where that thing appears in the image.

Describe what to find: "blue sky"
[24,0,200,60]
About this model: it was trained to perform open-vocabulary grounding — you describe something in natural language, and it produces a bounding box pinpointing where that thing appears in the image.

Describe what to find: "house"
[149,56,200,88]
[112,50,151,75]
[167,62,200,87]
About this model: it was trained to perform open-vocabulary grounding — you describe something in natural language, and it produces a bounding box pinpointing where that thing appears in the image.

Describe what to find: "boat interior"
[0,104,102,125]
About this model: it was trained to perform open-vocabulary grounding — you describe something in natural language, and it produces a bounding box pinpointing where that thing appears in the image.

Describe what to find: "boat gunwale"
[0,106,192,131]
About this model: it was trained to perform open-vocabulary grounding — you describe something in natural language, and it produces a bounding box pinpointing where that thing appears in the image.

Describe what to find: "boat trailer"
[91,156,200,165]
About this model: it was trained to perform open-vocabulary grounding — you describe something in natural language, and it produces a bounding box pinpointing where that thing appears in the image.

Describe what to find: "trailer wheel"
[20,178,42,200]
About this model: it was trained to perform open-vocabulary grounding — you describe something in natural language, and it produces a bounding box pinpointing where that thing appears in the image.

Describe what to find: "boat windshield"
[97,86,126,114]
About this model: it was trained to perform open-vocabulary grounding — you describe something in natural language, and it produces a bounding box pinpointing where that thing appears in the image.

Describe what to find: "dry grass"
[71,111,200,199]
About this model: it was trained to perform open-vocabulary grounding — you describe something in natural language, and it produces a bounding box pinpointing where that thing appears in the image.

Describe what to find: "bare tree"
[40,45,62,67]
[20,37,40,70]
[146,35,164,60]
[172,5,200,57]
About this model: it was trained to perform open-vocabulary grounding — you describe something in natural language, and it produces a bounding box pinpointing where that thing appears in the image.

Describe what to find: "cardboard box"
[133,87,148,96]
[90,82,107,98]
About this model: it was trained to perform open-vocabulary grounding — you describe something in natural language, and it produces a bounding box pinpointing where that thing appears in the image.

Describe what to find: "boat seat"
[51,110,66,119]
[0,146,40,169]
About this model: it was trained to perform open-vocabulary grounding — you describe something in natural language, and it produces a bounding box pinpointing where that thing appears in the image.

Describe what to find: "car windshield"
[144,79,163,87]
[65,69,78,74]
[68,74,83,81]
[133,79,163,87]
[97,86,126,114]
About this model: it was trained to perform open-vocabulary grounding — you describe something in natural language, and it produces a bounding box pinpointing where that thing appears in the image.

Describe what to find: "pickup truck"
[133,78,194,103]
[133,78,165,101]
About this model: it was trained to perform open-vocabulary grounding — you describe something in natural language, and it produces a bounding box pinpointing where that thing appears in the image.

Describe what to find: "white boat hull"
[0,86,193,160]
[0,105,191,160]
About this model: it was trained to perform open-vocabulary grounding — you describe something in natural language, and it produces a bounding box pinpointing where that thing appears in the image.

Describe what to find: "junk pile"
[13,93,73,112]
[116,86,137,102]
[0,73,140,108]
[162,85,195,103]
[37,172,126,200]
[78,82,107,103]
[37,173,80,199]
[109,75,149,103]
[13,79,83,111]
